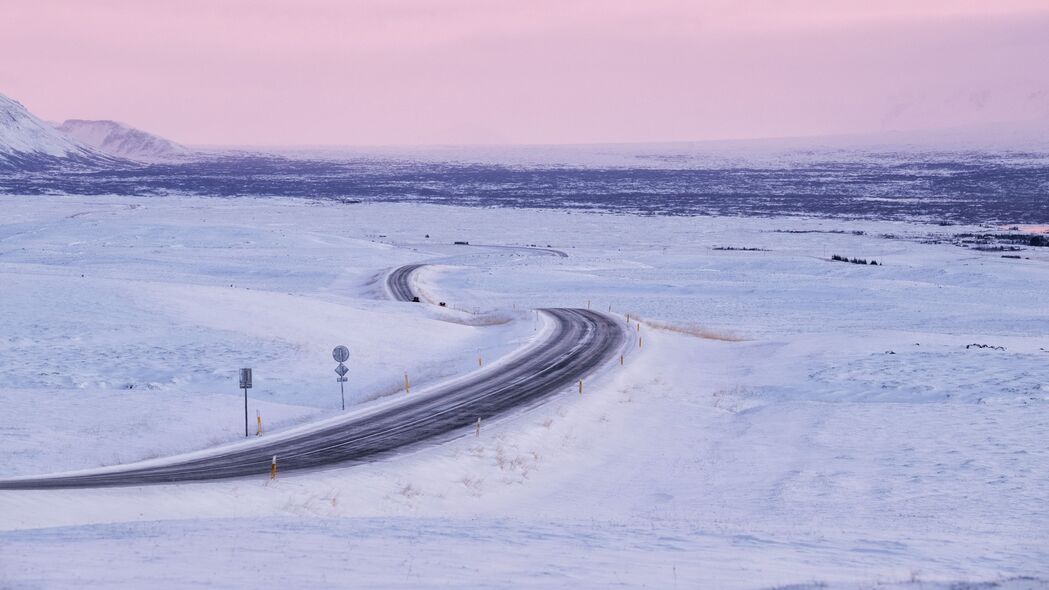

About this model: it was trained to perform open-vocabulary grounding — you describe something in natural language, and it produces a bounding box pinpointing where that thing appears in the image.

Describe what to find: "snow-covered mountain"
[0,93,121,171]
[56,119,189,161]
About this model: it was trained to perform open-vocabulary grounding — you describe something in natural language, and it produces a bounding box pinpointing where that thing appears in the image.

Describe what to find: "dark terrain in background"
[2,151,1047,224]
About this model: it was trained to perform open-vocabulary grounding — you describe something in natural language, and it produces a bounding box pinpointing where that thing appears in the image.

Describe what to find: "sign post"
[239,368,252,438]
[333,346,350,411]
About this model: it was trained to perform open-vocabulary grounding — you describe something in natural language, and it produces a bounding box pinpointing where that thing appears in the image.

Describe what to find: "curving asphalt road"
[386,263,426,302]
[0,265,624,490]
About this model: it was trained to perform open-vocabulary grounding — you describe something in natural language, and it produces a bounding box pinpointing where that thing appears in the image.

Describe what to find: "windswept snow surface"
[1,195,1047,588]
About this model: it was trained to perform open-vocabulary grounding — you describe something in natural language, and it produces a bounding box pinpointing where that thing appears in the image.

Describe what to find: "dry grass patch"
[629,315,747,341]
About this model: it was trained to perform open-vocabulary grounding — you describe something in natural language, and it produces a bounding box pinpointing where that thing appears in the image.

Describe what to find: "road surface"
[0,265,624,489]
[386,263,426,302]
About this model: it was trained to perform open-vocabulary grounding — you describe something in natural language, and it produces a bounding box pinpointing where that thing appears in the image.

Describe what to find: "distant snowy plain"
[0,194,1046,589]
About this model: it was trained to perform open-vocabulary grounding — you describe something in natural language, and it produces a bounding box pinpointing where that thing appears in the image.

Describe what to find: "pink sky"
[3,0,1048,146]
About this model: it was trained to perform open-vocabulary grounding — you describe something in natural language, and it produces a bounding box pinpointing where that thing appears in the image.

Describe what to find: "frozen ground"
[0,194,1047,588]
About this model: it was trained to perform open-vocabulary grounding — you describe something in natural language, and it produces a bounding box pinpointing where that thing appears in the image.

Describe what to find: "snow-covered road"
[0,308,625,489]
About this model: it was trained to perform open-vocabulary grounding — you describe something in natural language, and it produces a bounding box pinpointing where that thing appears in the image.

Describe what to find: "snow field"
[1,194,1048,588]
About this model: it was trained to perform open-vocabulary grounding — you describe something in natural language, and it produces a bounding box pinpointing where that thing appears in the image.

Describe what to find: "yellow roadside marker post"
[404,372,411,394]
[578,380,583,395]
[256,410,262,436]
[269,455,277,480]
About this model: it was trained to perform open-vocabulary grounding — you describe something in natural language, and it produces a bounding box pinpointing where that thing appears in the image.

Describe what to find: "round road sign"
[332,345,350,363]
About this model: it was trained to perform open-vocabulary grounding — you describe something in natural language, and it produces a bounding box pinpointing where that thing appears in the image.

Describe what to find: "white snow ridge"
[0,93,117,170]
[56,118,189,161]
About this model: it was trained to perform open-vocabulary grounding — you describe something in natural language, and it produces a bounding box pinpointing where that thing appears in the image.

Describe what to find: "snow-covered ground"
[1,194,1047,589]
